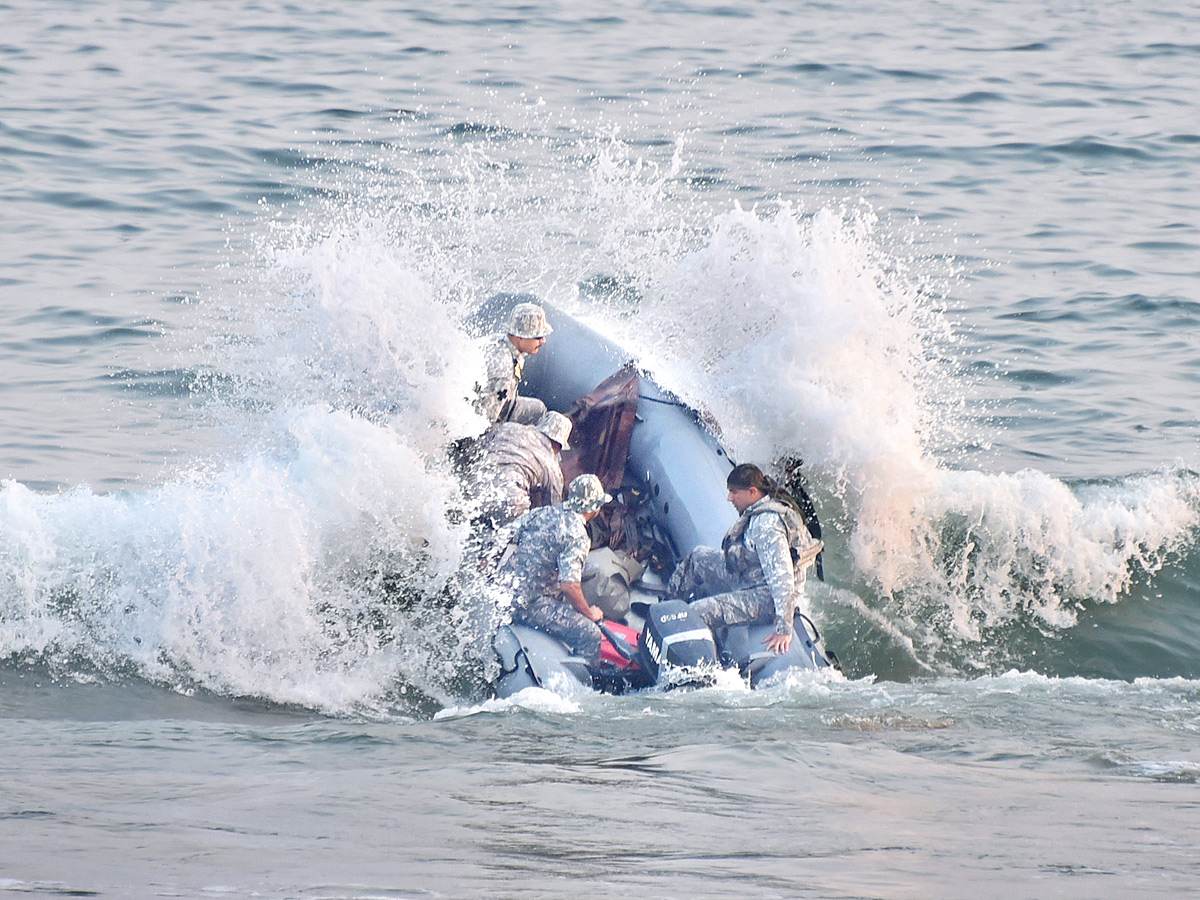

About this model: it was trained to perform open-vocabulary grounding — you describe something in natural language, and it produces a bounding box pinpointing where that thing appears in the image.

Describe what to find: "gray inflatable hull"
[475,294,834,696]
[473,292,738,555]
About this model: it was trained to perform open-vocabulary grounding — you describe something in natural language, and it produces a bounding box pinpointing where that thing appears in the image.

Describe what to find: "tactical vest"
[721,497,824,581]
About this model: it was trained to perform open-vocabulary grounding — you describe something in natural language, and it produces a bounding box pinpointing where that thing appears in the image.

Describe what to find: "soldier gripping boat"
[499,474,612,667]
[465,294,838,696]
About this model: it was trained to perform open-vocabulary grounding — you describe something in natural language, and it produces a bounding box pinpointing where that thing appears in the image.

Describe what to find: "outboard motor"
[637,599,719,686]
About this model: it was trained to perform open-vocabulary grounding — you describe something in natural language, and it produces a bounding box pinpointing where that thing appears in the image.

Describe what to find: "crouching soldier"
[475,301,553,426]
[667,464,823,655]
[468,411,572,528]
[499,474,612,665]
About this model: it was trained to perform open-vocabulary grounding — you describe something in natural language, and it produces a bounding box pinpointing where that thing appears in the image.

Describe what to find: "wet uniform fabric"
[500,504,601,664]
[667,496,823,635]
[477,334,547,426]
[469,422,564,525]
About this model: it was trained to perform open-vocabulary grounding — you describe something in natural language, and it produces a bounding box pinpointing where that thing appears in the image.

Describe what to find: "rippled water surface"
[3,1,1200,897]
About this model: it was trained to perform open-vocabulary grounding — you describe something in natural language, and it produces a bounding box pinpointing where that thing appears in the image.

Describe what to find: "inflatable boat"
[470,293,838,696]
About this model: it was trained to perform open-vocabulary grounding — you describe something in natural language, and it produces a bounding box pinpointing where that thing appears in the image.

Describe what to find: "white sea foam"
[0,210,506,713]
[0,404,477,713]
[3,124,1198,708]
[597,194,1200,660]
[434,687,582,719]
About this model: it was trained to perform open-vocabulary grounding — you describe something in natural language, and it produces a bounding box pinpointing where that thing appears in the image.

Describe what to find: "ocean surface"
[3,1,1200,897]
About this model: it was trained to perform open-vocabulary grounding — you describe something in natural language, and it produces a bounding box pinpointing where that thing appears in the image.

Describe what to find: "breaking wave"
[2,120,1199,712]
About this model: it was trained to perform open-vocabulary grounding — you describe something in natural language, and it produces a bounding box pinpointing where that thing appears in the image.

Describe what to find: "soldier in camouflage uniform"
[500,474,612,665]
[667,464,824,655]
[469,411,572,527]
[475,301,553,426]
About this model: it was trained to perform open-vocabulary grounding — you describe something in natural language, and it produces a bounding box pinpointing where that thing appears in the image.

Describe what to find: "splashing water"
[607,194,1200,667]
[0,190,514,713]
[4,120,1199,707]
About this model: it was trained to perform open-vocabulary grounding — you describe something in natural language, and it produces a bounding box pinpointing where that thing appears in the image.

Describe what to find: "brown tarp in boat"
[559,364,639,492]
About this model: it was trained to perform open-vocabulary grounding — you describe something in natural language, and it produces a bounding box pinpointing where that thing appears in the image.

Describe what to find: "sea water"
[2,1,1199,897]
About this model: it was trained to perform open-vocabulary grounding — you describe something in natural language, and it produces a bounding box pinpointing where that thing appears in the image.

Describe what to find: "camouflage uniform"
[499,475,612,665]
[469,421,565,525]
[668,496,823,635]
[501,504,599,663]
[476,334,547,425]
[476,301,554,425]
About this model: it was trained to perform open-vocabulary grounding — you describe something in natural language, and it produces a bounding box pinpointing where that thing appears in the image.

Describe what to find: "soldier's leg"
[518,598,603,665]
[506,396,547,425]
[667,547,739,599]
[688,585,775,630]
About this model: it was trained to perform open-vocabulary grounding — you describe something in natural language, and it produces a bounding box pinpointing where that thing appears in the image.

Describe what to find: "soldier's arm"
[476,338,514,421]
[748,513,797,637]
[555,525,600,621]
[559,580,603,622]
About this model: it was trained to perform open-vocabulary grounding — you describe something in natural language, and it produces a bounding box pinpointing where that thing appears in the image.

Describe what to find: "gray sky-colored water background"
[2,2,1200,898]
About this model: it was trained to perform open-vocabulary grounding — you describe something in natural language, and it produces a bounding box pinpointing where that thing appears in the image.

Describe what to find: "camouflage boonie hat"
[536,411,572,450]
[506,302,553,339]
[565,473,612,514]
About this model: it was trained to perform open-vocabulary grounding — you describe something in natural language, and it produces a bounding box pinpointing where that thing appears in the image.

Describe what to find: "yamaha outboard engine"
[637,599,719,686]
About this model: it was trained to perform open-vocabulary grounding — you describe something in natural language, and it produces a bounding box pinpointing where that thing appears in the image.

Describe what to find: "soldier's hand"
[587,605,604,622]
[762,631,792,655]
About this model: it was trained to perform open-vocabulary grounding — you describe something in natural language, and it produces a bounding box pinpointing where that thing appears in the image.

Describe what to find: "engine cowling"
[637,599,718,684]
